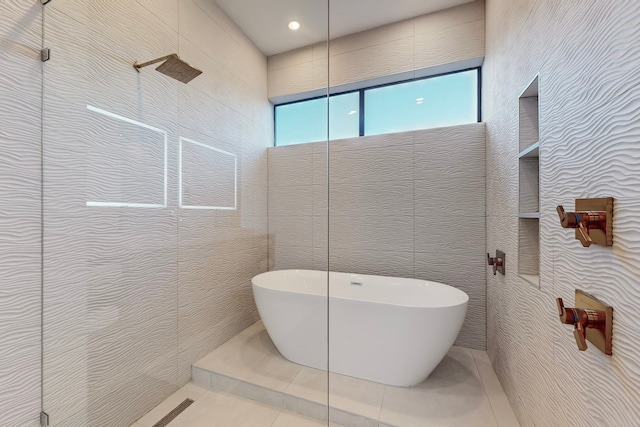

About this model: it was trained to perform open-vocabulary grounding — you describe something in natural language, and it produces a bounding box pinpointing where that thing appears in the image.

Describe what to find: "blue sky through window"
[275,69,478,146]
[275,92,359,146]
[365,70,478,135]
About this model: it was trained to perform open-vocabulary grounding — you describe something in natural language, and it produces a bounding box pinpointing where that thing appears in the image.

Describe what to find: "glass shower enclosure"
[40,1,329,426]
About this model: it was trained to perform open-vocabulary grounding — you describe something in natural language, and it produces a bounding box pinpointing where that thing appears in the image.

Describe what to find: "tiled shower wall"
[267,0,485,101]
[484,0,640,425]
[268,124,487,350]
[0,1,271,426]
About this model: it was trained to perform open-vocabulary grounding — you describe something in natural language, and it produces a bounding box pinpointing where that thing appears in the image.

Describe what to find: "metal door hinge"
[41,48,50,62]
[40,411,49,427]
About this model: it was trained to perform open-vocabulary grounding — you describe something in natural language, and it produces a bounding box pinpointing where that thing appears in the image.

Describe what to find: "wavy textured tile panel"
[330,180,415,217]
[329,36,415,88]
[422,3,483,31]
[0,1,42,427]
[270,245,314,271]
[178,42,256,123]
[327,248,415,279]
[177,239,263,382]
[268,185,314,217]
[267,61,317,101]
[179,0,266,91]
[330,18,415,57]
[268,1,485,99]
[267,45,314,72]
[485,0,640,425]
[329,140,414,184]
[181,138,236,208]
[415,252,486,350]
[331,215,415,253]
[414,19,485,70]
[413,123,485,179]
[269,216,313,248]
[268,151,315,188]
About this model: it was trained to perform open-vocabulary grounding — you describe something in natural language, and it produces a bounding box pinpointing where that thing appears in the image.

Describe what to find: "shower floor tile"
[131,382,342,427]
[181,321,520,427]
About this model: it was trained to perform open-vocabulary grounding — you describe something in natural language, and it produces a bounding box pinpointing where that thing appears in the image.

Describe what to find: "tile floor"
[133,321,520,427]
[130,382,338,427]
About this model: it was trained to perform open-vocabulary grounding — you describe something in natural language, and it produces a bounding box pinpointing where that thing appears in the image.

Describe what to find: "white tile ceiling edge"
[215,0,474,56]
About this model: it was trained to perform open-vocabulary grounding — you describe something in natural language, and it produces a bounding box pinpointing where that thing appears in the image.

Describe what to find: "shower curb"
[192,366,396,427]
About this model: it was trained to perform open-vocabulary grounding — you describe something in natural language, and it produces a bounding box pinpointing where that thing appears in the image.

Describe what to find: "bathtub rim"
[252,269,469,309]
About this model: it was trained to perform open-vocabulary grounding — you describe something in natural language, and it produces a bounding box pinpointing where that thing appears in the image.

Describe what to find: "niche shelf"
[518,76,540,287]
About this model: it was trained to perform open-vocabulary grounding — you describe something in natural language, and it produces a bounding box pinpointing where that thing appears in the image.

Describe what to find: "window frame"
[273,66,482,146]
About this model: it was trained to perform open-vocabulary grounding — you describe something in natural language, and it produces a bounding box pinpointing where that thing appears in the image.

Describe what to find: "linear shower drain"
[152,398,194,427]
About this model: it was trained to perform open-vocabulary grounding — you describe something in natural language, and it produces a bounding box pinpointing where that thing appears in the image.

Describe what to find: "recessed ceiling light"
[288,21,300,31]
[348,110,358,115]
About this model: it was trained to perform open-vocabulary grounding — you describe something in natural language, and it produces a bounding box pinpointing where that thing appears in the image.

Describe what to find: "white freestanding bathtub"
[252,269,468,387]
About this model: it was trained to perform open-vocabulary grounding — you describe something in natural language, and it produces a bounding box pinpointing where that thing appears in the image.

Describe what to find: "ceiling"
[215,0,474,56]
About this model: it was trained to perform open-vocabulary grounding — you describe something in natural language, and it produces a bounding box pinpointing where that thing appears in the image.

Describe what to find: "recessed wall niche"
[518,76,540,287]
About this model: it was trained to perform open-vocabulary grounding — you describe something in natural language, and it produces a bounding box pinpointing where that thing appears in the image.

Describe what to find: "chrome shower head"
[133,54,202,84]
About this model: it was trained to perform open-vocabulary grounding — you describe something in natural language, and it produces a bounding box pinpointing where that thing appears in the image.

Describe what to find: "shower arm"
[133,54,179,72]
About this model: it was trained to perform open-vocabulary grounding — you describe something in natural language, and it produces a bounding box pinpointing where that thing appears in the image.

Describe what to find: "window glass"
[328,92,360,141]
[275,97,327,146]
[275,92,359,146]
[275,69,479,146]
[364,69,478,136]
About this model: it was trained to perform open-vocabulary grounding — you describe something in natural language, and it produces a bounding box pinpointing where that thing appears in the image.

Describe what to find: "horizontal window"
[274,68,480,146]
[365,69,478,135]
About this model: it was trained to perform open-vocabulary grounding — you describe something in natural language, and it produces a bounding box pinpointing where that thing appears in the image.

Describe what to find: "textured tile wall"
[0,2,43,427]
[484,0,640,425]
[267,1,485,100]
[268,124,487,350]
[36,1,270,427]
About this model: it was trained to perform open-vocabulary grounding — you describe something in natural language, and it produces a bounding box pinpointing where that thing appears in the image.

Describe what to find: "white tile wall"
[485,0,640,426]
[268,123,487,349]
[267,1,485,100]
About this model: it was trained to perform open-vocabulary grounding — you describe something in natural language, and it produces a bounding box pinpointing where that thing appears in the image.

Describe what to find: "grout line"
[470,349,523,427]
[267,412,281,427]
[377,386,387,423]
[470,350,503,426]
[412,132,416,279]
[470,349,488,390]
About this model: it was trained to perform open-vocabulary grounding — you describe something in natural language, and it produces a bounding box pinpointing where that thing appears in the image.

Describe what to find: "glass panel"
[0,3,43,426]
[328,3,483,427]
[42,1,329,427]
[365,69,478,135]
[275,92,359,145]
[42,2,180,426]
